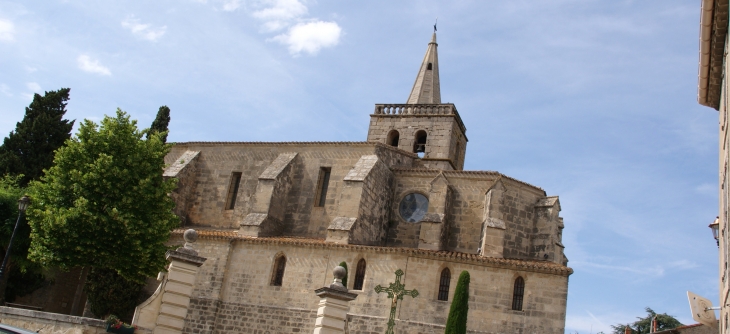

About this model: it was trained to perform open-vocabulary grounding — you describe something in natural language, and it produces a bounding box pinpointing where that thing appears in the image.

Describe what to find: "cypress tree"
[0,88,74,186]
[148,105,170,143]
[338,261,348,287]
[445,270,470,334]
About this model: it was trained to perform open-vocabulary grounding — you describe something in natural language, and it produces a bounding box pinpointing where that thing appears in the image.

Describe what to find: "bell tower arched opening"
[387,130,400,148]
[413,130,427,158]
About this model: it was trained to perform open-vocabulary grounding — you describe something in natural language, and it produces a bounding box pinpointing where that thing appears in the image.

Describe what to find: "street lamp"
[709,217,720,247]
[0,195,31,283]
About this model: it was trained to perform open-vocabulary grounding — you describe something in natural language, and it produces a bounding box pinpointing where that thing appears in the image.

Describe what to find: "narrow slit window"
[315,167,332,207]
[225,172,242,210]
[353,259,366,290]
[438,268,451,301]
[427,63,433,70]
[271,255,286,286]
[512,277,525,311]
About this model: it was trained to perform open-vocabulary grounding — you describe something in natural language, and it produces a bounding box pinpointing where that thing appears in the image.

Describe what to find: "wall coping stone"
[0,306,106,327]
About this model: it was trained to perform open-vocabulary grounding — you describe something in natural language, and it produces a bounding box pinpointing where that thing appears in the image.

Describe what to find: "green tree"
[84,267,144,319]
[0,88,74,187]
[611,307,682,334]
[0,176,46,302]
[26,109,179,283]
[147,105,170,143]
[445,270,470,334]
[338,261,348,287]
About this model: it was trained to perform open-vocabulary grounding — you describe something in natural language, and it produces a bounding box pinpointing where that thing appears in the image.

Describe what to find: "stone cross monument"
[374,269,419,334]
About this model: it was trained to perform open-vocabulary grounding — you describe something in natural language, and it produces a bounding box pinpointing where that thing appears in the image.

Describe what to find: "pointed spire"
[406,32,441,104]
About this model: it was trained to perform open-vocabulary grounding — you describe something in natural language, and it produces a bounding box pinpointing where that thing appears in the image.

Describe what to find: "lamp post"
[0,195,31,283]
[710,217,720,247]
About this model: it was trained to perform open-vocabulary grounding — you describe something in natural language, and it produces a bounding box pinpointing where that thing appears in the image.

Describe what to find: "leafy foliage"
[445,270,470,334]
[26,110,179,282]
[338,261,348,287]
[611,307,682,334]
[0,176,46,301]
[0,88,74,187]
[147,106,170,143]
[84,267,144,320]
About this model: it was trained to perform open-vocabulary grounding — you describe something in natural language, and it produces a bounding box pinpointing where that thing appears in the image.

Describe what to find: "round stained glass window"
[399,193,429,223]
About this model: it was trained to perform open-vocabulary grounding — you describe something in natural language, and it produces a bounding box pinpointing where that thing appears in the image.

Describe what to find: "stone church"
[161,32,572,333]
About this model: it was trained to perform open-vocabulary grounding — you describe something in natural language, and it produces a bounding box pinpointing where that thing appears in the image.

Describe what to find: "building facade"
[698,0,730,333]
[165,33,572,333]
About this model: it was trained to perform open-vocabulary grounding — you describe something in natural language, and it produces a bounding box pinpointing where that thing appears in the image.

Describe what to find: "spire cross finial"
[434,18,438,32]
[374,269,419,334]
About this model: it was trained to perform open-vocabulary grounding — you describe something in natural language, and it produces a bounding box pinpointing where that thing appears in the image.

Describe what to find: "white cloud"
[0,84,12,97]
[252,0,307,31]
[121,16,167,41]
[0,18,14,42]
[273,21,341,55]
[222,0,243,12]
[77,55,112,76]
[26,82,40,92]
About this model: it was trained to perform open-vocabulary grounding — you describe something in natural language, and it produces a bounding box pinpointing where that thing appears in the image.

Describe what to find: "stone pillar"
[133,229,206,334]
[312,266,357,334]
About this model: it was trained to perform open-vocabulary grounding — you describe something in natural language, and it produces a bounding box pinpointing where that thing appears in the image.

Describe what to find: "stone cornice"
[171,229,572,277]
[171,141,419,159]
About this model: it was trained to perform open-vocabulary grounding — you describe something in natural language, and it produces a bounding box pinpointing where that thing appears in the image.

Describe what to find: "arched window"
[427,63,433,70]
[413,130,427,155]
[438,268,451,301]
[353,259,366,290]
[512,277,525,310]
[271,255,286,286]
[387,130,400,147]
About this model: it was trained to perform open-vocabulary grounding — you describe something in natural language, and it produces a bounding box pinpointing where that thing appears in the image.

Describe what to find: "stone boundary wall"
[0,306,109,334]
[182,298,496,334]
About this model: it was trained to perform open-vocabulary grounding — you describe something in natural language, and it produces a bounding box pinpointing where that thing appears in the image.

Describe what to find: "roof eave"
[697,0,728,110]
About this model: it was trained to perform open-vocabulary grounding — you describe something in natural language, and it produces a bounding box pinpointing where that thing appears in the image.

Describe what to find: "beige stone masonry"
[326,155,394,245]
[163,151,200,178]
[480,179,506,258]
[134,230,206,334]
[312,266,357,334]
[418,173,451,250]
[240,152,299,237]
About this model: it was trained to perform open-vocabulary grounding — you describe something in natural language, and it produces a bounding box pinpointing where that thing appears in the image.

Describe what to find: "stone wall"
[13,267,87,316]
[367,114,466,170]
[0,306,137,334]
[165,142,414,235]
[177,233,570,334]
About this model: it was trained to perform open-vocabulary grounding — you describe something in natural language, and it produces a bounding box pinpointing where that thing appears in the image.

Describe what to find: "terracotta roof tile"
[172,229,572,276]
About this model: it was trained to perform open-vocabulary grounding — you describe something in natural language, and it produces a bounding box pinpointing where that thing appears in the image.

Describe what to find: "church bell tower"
[367,32,468,170]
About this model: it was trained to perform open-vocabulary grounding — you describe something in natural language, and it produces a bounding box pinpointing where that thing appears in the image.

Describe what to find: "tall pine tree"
[147,105,170,143]
[0,88,74,187]
[445,271,470,334]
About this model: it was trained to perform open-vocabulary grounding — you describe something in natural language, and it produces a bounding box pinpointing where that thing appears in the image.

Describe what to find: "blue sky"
[0,1,718,333]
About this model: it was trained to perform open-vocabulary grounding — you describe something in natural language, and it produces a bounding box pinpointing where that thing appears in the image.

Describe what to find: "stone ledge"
[0,306,106,327]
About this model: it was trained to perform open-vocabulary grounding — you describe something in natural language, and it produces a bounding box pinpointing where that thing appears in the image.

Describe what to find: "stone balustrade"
[372,103,466,134]
[374,103,457,115]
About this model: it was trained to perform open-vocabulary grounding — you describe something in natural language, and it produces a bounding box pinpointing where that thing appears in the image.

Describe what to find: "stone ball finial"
[333,266,346,279]
[330,265,348,291]
[184,229,198,244]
